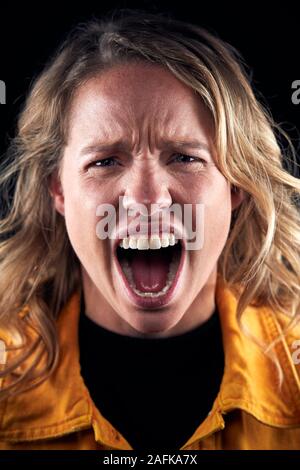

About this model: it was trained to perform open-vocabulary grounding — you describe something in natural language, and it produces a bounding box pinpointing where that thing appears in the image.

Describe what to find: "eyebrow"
[79,138,211,157]
[160,139,211,154]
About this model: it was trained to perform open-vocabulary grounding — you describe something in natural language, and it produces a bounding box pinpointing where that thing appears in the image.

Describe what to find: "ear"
[49,170,65,217]
[231,185,245,211]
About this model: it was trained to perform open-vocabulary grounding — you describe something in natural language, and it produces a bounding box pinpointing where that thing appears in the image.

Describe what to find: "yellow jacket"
[0,276,300,450]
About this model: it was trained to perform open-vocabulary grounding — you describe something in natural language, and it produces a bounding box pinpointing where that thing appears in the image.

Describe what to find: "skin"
[50,62,244,338]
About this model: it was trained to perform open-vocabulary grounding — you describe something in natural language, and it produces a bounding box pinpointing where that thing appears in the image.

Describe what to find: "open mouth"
[114,234,185,307]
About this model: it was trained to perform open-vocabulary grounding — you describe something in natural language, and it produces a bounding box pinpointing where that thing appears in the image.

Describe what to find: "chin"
[122,307,185,337]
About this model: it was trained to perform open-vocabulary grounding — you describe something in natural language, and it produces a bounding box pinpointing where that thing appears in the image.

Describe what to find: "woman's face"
[51,62,243,336]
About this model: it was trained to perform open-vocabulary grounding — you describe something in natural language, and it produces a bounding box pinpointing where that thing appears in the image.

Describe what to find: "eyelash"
[89,154,206,168]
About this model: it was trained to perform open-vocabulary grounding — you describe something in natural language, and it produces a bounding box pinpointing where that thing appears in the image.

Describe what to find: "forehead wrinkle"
[99,81,183,149]
[69,69,213,157]
[86,107,209,158]
[97,103,170,156]
[130,105,181,155]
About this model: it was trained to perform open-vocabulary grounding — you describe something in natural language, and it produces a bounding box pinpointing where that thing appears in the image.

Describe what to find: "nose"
[122,162,172,216]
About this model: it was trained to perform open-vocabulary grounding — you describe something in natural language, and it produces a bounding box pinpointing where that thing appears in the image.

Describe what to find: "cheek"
[58,158,117,282]
[205,203,231,241]
[202,184,232,254]
[64,205,96,262]
[190,173,231,257]
[60,174,100,256]
[62,164,109,225]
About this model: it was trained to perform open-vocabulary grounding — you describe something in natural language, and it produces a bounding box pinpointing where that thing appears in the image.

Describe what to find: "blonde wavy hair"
[0,10,299,399]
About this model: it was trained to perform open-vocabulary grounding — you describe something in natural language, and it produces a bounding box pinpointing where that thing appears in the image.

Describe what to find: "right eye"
[91,157,119,167]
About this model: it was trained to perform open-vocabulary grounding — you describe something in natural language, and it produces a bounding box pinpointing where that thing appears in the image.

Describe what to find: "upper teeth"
[119,233,179,250]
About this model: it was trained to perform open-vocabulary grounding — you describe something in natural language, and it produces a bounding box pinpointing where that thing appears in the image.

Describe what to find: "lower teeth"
[121,257,179,298]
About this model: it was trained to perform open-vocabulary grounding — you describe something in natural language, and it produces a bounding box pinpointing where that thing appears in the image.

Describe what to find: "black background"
[0,2,299,461]
[0,1,299,163]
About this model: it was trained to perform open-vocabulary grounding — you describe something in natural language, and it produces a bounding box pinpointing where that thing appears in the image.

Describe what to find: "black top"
[79,297,225,450]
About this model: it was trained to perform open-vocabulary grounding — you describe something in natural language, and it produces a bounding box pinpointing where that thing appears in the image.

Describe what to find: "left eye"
[172,154,206,165]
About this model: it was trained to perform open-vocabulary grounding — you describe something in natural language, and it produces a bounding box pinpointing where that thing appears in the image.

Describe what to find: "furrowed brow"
[160,139,211,153]
[79,140,131,157]
[79,138,212,157]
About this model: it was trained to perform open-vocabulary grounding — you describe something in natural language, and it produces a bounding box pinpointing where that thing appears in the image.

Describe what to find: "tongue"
[130,251,170,292]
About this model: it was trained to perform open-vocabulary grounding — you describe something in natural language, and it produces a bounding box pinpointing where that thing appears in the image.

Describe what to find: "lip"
[113,235,186,310]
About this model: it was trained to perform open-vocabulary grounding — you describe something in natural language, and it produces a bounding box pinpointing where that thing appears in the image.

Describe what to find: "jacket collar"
[1,275,300,448]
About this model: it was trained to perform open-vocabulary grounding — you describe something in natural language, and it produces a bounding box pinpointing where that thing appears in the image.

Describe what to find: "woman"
[0,10,299,450]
